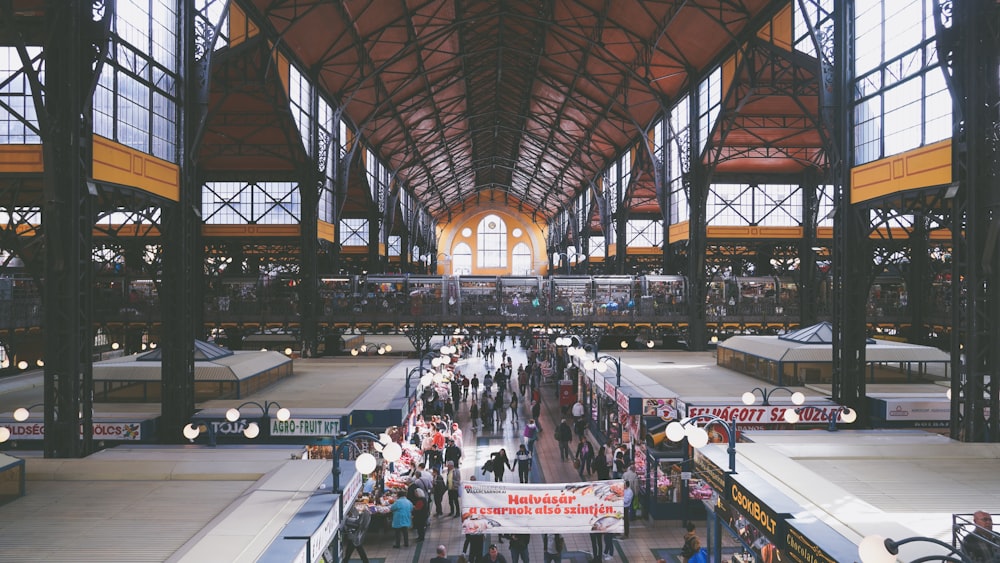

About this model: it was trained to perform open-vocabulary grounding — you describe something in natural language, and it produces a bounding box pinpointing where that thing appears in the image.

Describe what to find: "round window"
[461,227,472,237]
[512,228,523,237]
[488,221,497,230]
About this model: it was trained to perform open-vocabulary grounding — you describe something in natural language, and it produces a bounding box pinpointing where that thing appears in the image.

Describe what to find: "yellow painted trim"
[851,140,952,203]
[706,225,804,239]
[871,227,954,241]
[318,220,335,242]
[669,221,690,243]
[201,224,302,237]
[628,247,661,255]
[92,136,179,201]
[341,245,368,255]
[0,145,43,173]
[276,50,290,97]
[817,226,834,239]
[722,53,737,95]
[94,225,162,237]
[758,4,793,51]
[230,3,250,46]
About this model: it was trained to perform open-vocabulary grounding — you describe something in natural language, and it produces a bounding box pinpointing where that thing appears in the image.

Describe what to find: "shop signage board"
[726,477,788,539]
[871,398,950,422]
[461,480,625,535]
[692,450,726,494]
[270,418,341,437]
[783,519,861,563]
[3,421,145,440]
[685,404,844,425]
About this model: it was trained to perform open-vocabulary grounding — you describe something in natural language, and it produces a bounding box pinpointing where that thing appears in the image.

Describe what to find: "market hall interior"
[1,332,991,563]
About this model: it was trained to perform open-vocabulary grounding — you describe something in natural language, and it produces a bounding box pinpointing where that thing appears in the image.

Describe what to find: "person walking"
[621,481,634,539]
[407,475,430,542]
[522,419,539,453]
[593,445,611,480]
[489,448,513,482]
[589,532,604,563]
[485,543,509,563]
[541,533,564,563]
[509,392,519,422]
[431,468,447,517]
[390,494,413,548]
[445,460,462,516]
[530,400,542,431]
[504,534,530,563]
[576,439,594,479]
[555,418,573,461]
[341,505,371,563]
[470,401,480,432]
[514,444,532,483]
[680,522,702,562]
[430,544,450,563]
[464,532,486,563]
[471,374,480,401]
[603,530,615,560]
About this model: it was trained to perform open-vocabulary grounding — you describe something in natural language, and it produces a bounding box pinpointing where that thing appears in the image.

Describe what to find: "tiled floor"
[354,339,695,563]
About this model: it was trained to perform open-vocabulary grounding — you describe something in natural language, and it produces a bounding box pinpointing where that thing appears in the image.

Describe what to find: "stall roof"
[720,332,949,364]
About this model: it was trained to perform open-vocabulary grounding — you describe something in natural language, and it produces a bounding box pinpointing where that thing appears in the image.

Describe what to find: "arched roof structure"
[240,0,824,223]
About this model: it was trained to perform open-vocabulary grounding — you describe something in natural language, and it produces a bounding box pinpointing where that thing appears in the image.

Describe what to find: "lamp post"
[664,414,739,473]
[585,353,623,387]
[226,401,291,439]
[858,534,972,563]
[351,342,393,356]
[741,386,806,406]
[331,430,402,493]
[783,405,857,432]
[405,365,434,399]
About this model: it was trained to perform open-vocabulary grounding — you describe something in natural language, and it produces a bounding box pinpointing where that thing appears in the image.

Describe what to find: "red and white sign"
[685,404,844,424]
[461,480,624,535]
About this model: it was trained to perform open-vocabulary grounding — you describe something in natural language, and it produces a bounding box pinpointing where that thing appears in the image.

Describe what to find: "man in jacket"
[445,460,462,516]
[555,419,573,461]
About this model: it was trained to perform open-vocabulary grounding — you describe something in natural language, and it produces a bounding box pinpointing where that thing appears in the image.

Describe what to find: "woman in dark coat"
[489,448,514,482]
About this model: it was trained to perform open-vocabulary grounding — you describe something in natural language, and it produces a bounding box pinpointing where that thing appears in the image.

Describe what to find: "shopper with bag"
[341,505,371,563]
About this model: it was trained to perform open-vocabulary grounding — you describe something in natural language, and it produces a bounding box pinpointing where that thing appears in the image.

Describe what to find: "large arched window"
[477,214,507,268]
[512,242,532,275]
[452,243,472,275]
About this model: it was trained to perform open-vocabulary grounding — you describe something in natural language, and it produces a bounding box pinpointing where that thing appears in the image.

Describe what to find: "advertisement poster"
[461,480,624,535]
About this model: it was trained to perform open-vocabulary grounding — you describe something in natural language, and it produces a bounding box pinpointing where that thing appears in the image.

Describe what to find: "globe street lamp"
[783,405,857,432]
[741,386,806,407]
[858,534,971,563]
[585,354,622,387]
[664,414,739,473]
[331,430,402,493]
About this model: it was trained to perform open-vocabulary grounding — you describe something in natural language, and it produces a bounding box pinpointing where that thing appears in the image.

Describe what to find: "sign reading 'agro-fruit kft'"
[270,418,340,437]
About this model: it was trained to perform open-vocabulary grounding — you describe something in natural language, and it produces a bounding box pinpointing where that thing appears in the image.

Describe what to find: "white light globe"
[791,392,806,405]
[665,421,686,442]
[741,392,756,406]
[13,407,30,422]
[420,374,434,387]
[243,422,260,439]
[840,408,858,424]
[355,452,377,475]
[783,409,800,423]
[584,360,595,370]
[379,433,392,445]
[382,442,403,462]
[351,348,359,356]
[0,426,10,443]
[225,408,241,422]
[858,535,895,563]
[183,424,201,441]
[620,340,628,349]
[597,363,609,373]
[275,407,291,422]
[687,426,710,448]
